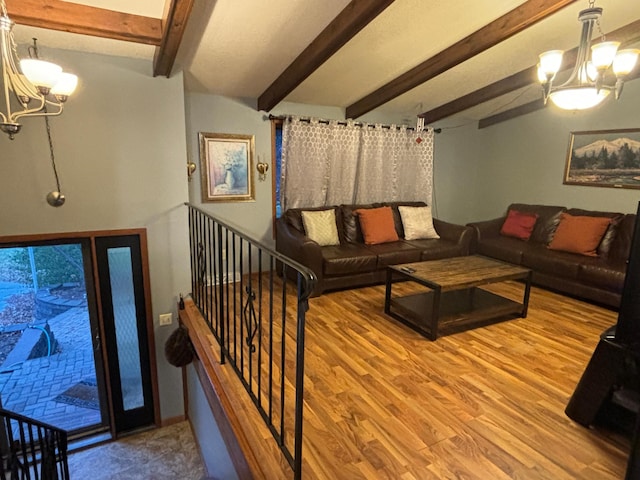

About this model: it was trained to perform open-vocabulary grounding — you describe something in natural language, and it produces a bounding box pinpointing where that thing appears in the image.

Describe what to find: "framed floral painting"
[199,132,255,202]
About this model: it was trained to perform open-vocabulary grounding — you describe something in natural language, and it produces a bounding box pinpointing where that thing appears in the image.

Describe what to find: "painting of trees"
[564,129,640,189]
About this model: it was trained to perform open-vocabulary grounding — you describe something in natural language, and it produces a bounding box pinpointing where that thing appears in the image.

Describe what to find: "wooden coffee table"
[384,255,531,340]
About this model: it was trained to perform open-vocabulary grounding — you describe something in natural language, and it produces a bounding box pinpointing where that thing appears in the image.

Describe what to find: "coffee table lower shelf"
[387,287,525,340]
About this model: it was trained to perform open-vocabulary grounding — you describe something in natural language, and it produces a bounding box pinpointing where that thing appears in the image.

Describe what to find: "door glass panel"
[0,243,107,435]
[106,247,143,411]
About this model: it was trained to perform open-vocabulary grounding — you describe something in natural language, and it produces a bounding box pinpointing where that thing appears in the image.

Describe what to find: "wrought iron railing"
[0,408,69,480]
[186,203,316,480]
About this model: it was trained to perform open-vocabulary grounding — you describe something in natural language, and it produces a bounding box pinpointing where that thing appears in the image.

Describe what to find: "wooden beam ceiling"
[257,0,396,112]
[420,19,640,124]
[6,0,193,77]
[5,0,163,45]
[345,0,579,120]
[153,0,195,77]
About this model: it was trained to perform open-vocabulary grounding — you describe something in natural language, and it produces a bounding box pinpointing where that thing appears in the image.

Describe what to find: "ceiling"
[7,0,640,128]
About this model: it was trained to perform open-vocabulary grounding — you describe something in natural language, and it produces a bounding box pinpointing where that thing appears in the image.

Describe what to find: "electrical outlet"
[159,313,172,326]
[221,248,227,260]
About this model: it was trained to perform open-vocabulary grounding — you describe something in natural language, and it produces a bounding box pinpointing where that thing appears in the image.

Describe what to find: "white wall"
[434,80,640,224]
[0,49,191,422]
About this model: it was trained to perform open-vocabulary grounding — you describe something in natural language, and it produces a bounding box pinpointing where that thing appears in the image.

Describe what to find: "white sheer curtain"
[281,117,360,209]
[280,116,434,210]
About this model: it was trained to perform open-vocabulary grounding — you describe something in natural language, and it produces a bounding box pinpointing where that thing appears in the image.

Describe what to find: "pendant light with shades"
[0,0,78,139]
[537,1,639,110]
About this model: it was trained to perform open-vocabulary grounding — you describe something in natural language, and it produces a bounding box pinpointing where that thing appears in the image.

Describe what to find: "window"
[272,120,283,219]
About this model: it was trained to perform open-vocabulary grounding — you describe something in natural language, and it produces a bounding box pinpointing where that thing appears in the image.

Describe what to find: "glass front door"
[0,241,108,436]
[0,230,157,441]
[95,235,155,433]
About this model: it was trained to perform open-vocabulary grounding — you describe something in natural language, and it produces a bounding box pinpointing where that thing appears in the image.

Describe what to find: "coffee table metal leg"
[522,271,532,317]
[430,287,441,340]
[384,268,393,314]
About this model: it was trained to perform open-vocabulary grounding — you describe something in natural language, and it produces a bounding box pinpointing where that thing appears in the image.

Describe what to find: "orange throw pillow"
[548,213,611,256]
[355,206,399,245]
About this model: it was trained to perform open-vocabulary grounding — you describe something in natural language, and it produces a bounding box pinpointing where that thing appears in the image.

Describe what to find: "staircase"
[0,408,69,480]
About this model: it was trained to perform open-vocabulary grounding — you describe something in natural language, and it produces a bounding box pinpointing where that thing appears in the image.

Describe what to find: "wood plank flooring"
[301,281,627,479]
[191,280,629,479]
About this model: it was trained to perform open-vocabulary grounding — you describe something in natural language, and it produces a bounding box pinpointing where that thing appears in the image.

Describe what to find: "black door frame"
[95,234,156,433]
[0,229,160,439]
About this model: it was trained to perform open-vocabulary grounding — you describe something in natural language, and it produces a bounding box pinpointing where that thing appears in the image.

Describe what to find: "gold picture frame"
[199,132,255,202]
[564,128,640,189]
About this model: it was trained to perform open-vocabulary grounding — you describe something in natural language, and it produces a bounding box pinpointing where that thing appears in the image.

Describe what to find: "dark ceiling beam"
[6,0,163,45]
[257,0,396,112]
[153,0,195,77]
[478,99,545,129]
[345,0,579,119]
[420,19,640,124]
[478,70,640,129]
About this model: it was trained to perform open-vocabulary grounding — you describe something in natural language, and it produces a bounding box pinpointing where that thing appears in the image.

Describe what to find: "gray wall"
[434,80,640,224]
[185,94,346,246]
[186,364,238,480]
[0,49,191,422]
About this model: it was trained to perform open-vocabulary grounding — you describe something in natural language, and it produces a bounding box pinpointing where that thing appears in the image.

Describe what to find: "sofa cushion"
[340,204,377,243]
[578,258,627,292]
[301,209,340,246]
[548,213,611,257]
[405,239,466,261]
[285,206,341,235]
[609,214,636,262]
[508,204,566,244]
[365,241,422,267]
[475,237,526,265]
[500,209,538,240]
[566,209,625,257]
[398,205,440,240]
[384,201,427,237]
[355,206,400,245]
[522,246,580,279]
[321,245,378,275]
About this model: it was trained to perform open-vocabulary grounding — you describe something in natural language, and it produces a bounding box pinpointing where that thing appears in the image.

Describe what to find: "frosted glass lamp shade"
[549,87,609,110]
[20,59,62,89]
[591,41,620,70]
[612,49,640,77]
[51,72,78,97]
[538,50,563,79]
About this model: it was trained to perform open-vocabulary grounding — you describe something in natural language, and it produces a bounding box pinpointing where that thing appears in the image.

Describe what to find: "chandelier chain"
[595,17,605,42]
[44,110,62,193]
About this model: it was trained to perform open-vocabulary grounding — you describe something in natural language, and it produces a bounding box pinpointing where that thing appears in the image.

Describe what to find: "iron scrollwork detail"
[243,285,259,353]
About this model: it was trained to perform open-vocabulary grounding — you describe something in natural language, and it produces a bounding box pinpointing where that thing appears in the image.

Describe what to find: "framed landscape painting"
[564,128,640,189]
[199,132,255,202]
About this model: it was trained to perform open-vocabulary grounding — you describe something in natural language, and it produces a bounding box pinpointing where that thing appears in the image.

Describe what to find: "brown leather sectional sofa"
[468,203,636,308]
[276,201,474,296]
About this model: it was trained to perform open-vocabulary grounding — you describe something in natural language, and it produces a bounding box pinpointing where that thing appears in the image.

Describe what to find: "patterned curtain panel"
[281,116,434,210]
[281,117,360,210]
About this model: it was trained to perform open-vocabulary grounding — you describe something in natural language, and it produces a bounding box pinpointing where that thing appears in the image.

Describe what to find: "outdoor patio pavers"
[0,307,102,431]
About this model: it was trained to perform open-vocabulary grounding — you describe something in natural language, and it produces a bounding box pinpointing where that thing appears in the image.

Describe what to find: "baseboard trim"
[160,414,186,427]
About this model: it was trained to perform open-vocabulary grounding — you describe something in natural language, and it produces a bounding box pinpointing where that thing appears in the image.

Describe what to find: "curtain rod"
[268,114,441,133]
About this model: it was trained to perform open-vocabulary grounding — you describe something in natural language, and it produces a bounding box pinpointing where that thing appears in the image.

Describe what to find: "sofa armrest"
[275,217,324,282]
[467,217,505,241]
[433,218,475,255]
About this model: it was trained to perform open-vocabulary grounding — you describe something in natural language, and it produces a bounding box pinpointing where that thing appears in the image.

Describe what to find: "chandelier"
[537,1,639,110]
[0,0,78,139]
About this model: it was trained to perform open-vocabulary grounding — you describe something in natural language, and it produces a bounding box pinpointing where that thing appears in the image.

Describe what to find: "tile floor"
[67,421,208,479]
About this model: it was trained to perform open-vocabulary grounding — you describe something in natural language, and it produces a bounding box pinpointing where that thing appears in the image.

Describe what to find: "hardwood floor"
[299,281,627,479]
[188,279,630,479]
